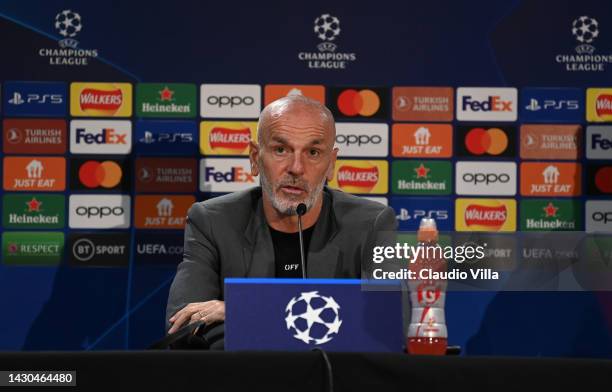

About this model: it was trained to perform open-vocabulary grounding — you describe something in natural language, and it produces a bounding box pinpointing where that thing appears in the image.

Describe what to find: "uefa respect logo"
[297,13,357,69]
[37,9,99,66]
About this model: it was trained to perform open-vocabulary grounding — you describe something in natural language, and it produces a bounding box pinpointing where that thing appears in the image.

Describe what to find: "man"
[166,94,397,334]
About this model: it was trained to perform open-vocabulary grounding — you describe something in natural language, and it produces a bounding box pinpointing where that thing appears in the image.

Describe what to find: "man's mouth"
[280,185,306,195]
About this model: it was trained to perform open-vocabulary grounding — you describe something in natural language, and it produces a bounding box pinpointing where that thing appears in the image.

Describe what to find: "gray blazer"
[166,186,397,322]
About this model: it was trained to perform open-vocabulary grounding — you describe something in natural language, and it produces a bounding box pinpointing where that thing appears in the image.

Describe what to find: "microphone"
[296,203,307,279]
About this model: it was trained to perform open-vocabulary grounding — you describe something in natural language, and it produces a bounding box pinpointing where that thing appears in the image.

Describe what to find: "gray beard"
[258,163,325,216]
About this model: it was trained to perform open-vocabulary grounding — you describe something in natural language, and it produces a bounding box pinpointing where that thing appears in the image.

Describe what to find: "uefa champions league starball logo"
[314,14,341,52]
[285,291,343,345]
[55,10,82,48]
[572,16,598,54]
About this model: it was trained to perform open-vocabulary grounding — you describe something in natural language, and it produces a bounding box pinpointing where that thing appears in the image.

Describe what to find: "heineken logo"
[3,194,65,229]
[136,83,196,117]
[520,200,581,231]
[392,161,451,195]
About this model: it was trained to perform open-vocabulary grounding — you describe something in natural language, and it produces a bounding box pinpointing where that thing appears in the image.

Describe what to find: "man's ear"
[249,141,260,176]
[326,147,338,182]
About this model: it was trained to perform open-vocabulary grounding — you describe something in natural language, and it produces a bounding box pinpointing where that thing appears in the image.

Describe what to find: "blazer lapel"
[307,191,341,278]
[243,198,275,277]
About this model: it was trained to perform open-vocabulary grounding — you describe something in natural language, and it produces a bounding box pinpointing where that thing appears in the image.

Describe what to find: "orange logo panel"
[3,157,65,191]
[520,162,581,196]
[264,85,325,105]
[134,195,195,229]
[392,124,452,158]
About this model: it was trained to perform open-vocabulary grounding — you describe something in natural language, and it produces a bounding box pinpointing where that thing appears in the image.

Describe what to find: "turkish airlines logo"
[3,119,67,154]
[135,158,196,192]
[335,123,388,157]
[456,161,516,196]
[520,125,581,160]
[68,194,131,229]
[392,87,453,121]
[456,88,517,121]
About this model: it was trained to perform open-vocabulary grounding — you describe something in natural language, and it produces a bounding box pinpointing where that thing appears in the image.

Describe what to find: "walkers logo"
[200,121,257,155]
[3,119,66,154]
[3,157,65,191]
[3,194,65,229]
[329,87,388,119]
[392,124,452,158]
[391,160,451,195]
[38,9,99,66]
[68,232,130,267]
[520,125,581,160]
[520,162,581,196]
[455,199,516,232]
[520,88,582,122]
[70,158,130,191]
[586,201,612,233]
[135,120,197,155]
[456,88,517,121]
[68,194,130,229]
[587,126,612,159]
[70,120,132,154]
[135,195,194,229]
[297,14,357,70]
[200,84,261,118]
[3,81,67,117]
[587,164,612,195]
[392,87,454,121]
[2,232,63,266]
[335,123,388,157]
[328,160,388,194]
[200,158,257,192]
[555,16,612,72]
[455,161,517,196]
[456,126,515,158]
[264,85,325,105]
[135,232,184,265]
[70,83,132,117]
[136,83,196,118]
[587,88,612,122]
[135,158,197,193]
[390,197,453,231]
[520,200,581,231]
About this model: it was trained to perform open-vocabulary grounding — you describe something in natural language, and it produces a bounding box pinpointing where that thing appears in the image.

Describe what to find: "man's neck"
[263,193,324,233]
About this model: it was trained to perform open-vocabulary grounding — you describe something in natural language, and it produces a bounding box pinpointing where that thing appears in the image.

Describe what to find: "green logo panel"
[136,83,196,117]
[520,199,582,231]
[2,232,64,266]
[3,194,65,229]
[392,160,452,195]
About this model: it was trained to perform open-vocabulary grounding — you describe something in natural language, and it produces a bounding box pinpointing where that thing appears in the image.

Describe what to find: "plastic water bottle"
[407,218,448,355]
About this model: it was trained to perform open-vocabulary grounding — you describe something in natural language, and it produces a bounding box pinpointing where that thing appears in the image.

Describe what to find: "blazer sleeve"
[165,202,221,328]
[361,206,399,278]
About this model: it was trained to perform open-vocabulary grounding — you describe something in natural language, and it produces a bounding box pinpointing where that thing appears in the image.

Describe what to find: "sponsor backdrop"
[0,1,612,356]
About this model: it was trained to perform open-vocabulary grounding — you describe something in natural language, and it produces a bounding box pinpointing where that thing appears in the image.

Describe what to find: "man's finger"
[168,311,194,334]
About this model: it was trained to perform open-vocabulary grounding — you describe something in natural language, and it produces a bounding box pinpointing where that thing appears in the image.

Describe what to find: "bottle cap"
[419,218,437,231]
[417,218,438,242]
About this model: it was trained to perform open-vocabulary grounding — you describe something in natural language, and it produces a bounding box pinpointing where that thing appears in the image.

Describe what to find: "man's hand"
[167,300,225,334]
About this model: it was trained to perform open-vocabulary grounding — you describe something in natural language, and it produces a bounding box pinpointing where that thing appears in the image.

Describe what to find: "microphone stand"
[297,203,307,279]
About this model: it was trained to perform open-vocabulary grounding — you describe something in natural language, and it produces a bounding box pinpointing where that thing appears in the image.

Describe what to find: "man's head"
[250,95,338,216]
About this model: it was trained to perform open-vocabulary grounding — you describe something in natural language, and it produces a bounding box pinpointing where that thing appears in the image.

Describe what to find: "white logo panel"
[200,158,257,192]
[335,123,388,157]
[456,87,517,121]
[69,195,131,229]
[456,161,517,195]
[200,84,261,118]
[70,120,132,154]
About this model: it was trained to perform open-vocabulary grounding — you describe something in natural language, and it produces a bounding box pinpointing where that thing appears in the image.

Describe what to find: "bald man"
[166,95,397,333]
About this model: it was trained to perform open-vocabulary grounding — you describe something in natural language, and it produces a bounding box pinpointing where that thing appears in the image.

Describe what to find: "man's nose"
[288,152,305,176]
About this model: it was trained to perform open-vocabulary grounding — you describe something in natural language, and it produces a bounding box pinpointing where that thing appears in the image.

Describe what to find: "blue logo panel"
[390,197,453,231]
[134,231,184,265]
[520,87,583,122]
[135,120,198,155]
[3,81,67,117]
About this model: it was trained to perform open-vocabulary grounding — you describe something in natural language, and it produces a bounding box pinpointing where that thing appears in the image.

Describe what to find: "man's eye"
[309,149,320,157]
[275,146,286,154]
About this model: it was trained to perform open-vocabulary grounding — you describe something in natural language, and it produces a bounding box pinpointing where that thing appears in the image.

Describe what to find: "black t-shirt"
[269,225,315,278]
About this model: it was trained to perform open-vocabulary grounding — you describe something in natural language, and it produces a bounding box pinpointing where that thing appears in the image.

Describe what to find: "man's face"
[250,105,337,215]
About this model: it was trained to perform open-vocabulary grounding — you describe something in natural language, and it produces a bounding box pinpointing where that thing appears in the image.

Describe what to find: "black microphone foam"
[296,203,307,216]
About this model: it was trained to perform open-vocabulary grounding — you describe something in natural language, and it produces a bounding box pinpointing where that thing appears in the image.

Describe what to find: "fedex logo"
[200,158,258,192]
[70,120,132,154]
[457,88,517,121]
[587,126,612,159]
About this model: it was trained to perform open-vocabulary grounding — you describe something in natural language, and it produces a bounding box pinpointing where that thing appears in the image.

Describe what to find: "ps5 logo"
[396,208,448,221]
[139,131,193,144]
[524,98,579,111]
[8,92,63,105]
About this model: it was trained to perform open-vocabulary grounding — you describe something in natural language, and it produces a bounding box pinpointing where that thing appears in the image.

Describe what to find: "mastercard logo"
[465,127,508,155]
[595,166,612,194]
[337,89,381,117]
[78,160,123,188]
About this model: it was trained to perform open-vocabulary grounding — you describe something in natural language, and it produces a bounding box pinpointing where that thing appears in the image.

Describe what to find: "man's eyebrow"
[270,135,289,144]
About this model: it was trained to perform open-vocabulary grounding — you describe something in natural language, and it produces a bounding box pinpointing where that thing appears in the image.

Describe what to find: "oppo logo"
[335,134,382,146]
[75,206,125,218]
[462,173,511,185]
[206,95,254,107]
[592,211,612,224]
